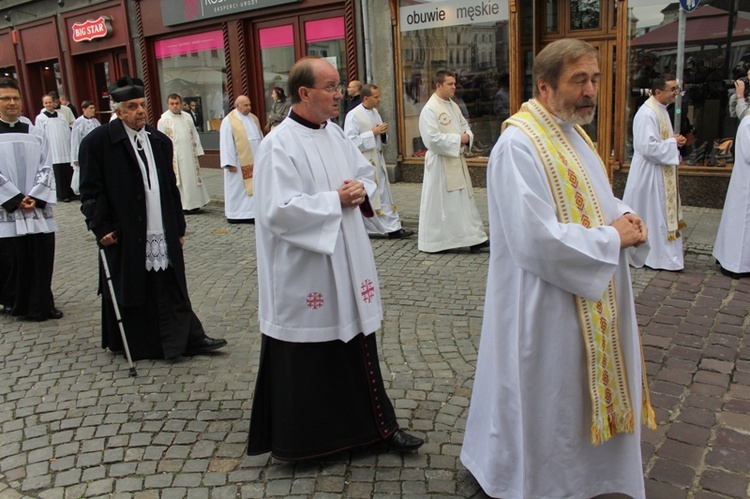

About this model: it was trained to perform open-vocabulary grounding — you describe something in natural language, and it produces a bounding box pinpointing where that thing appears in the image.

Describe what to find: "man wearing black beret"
[78,77,227,360]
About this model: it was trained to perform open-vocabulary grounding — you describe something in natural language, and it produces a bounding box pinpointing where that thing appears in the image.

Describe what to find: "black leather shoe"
[48,308,63,320]
[185,336,228,355]
[227,218,254,224]
[469,240,490,253]
[386,430,424,452]
[388,228,414,239]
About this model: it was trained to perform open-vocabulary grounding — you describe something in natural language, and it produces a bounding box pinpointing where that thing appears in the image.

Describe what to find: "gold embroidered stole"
[505,99,656,445]
[644,96,686,241]
[229,110,261,196]
[425,94,473,195]
[352,107,383,213]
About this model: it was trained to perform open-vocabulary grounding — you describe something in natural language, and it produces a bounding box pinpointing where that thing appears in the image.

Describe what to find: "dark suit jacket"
[79,119,188,307]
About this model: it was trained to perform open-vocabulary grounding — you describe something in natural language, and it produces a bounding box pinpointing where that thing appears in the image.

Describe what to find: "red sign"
[72,16,112,43]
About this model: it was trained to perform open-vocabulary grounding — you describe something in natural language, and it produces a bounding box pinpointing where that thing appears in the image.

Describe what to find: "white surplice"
[622,100,684,270]
[254,118,382,343]
[417,94,487,252]
[70,115,101,195]
[158,110,210,211]
[461,123,651,499]
[713,115,750,274]
[343,104,401,234]
[35,112,71,165]
[219,110,262,220]
[0,123,57,237]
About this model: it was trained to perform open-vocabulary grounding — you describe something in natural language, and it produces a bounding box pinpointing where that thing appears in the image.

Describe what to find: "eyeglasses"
[0,96,22,103]
[311,84,345,95]
[661,86,679,93]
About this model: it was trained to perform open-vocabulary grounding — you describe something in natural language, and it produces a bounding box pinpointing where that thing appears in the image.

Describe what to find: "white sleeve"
[489,128,622,302]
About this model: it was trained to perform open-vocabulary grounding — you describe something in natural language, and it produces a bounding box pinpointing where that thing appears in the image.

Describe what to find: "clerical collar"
[0,118,29,134]
[43,110,58,118]
[289,109,327,129]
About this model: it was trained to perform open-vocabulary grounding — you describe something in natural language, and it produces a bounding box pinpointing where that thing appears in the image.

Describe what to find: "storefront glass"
[259,24,295,121]
[627,2,750,167]
[155,30,228,148]
[399,0,510,160]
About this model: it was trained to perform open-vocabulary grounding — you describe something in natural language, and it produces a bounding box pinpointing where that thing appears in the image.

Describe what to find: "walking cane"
[99,248,137,377]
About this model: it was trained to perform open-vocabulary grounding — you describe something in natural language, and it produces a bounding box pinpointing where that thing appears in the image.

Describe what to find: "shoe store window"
[398,0,510,162]
[155,30,229,150]
[626,2,750,169]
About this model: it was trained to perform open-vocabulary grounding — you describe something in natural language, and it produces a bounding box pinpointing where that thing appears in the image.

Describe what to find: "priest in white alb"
[247,57,423,460]
[461,40,656,499]
[343,84,412,239]
[158,93,210,213]
[713,113,750,279]
[219,95,262,223]
[36,94,74,202]
[70,100,101,196]
[623,74,687,271]
[417,70,487,253]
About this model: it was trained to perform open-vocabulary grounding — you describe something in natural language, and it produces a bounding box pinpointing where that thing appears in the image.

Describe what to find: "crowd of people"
[1,37,749,498]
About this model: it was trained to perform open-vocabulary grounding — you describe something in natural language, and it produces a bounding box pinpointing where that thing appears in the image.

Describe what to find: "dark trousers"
[53,162,75,200]
[2,233,55,319]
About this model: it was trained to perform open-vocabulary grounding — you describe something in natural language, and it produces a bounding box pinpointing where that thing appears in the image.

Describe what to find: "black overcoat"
[78,119,188,308]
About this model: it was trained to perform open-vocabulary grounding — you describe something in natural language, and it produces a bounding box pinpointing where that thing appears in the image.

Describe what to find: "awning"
[631,5,750,49]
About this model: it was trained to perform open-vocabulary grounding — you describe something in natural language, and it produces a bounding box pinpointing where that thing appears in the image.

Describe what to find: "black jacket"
[79,119,188,307]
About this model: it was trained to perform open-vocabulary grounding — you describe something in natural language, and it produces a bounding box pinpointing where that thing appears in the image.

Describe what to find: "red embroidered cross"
[306,292,324,310]
[360,279,375,303]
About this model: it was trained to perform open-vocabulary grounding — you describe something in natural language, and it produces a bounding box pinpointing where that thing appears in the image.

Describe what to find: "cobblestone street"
[1,175,748,498]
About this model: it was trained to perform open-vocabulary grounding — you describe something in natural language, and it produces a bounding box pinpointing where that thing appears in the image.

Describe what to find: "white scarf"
[125,125,169,271]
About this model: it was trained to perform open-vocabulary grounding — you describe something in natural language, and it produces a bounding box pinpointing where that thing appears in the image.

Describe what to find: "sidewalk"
[1,169,748,499]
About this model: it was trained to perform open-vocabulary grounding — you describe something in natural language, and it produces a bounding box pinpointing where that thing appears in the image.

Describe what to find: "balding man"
[345,79,362,116]
[219,95,263,223]
[247,57,423,461]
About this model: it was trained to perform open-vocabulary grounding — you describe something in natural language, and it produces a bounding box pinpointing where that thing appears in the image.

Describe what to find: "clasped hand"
[337,180,366,208]
[612,213,648,249]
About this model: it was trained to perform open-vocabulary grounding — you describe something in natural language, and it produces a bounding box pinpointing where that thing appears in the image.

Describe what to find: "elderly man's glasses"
[0,96,22,103]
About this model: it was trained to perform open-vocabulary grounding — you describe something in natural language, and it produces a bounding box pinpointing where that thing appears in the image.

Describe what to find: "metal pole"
[674,8,686,135]
[99,249,137,377]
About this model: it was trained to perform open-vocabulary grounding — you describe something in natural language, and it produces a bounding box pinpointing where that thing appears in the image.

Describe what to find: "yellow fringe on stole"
[644,96,685,242]
[504,100,657,445]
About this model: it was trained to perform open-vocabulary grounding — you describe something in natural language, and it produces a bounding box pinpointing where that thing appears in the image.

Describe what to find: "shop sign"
[161,0,299,27]
[400,0,504,33]
[72,16,113,43]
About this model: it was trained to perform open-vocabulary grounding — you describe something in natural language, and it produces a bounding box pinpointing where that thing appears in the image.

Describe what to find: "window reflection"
[155,31,228,148]
[627,3,749,166]
[570,0,600,31]
[400,1,510,159]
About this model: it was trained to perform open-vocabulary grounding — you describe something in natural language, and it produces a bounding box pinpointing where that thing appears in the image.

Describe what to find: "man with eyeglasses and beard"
[247,57,423,461]
[623,74,687,271]
[461,39,655,499]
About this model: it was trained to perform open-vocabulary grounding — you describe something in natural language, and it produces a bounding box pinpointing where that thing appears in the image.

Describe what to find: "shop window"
[570,0,600,31]
[399,0,510,159]
[259,24,295,124]
[155,30,228,148]
[627,3,749,167]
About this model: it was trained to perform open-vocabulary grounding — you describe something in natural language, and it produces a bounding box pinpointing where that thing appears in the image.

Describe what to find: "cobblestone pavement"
[1,176,748,498]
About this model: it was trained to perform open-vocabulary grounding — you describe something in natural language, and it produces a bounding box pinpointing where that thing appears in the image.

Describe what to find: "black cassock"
[79,119,205,360]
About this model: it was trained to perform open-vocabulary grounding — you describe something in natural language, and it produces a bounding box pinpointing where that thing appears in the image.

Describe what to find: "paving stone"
[0,198,739,498]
